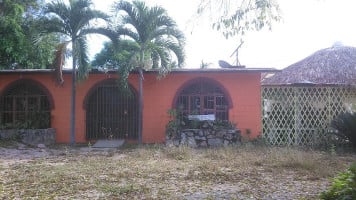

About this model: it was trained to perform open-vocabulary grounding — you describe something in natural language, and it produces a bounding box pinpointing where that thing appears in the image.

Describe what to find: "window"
[0,80,51,129]
[175,78,230,121]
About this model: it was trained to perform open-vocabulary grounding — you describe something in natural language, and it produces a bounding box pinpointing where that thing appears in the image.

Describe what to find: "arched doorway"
[85,79,138,140]
[0,79,53,129]
[173,77,232,121]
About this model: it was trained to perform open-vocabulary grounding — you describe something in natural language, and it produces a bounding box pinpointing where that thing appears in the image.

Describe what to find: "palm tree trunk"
[70,43,76,145]
[138,67,143,144]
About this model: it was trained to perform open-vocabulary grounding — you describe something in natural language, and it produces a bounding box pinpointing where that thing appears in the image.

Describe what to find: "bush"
[320,163,356,200]
[165,109,185,139]
[165,108,236,139]
[330,112,356,148]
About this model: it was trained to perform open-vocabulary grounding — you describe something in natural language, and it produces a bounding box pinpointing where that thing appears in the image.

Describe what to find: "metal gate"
[0,80,51,129]
[85,79,138,140]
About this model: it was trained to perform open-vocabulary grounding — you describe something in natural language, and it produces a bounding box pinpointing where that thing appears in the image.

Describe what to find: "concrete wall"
[0,128,55,146]
[0,70,262,144]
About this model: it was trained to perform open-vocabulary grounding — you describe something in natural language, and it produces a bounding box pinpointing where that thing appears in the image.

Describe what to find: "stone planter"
[167,128,241,147]
[0,128,56,146]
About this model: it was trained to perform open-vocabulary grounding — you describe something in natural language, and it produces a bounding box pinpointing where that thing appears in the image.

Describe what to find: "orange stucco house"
[0,68,275,144]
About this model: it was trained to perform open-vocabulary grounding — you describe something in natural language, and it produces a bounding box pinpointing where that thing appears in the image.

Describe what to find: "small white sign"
[188,114,215,121]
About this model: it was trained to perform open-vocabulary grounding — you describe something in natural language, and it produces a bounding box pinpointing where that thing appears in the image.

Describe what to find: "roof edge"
[262,83,356,87]
[0,67,280,74]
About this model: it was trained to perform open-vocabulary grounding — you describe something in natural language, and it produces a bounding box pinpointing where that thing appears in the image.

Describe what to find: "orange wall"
[0,71,262,143]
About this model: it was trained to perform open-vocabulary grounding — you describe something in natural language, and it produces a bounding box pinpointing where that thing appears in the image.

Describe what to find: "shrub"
[165,108,236,139]
[330,112,356,148]
[165,109,185,139]
[320,163,356,200]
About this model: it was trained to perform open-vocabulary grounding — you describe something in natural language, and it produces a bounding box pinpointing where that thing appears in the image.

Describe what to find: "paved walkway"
[92,139,125,148]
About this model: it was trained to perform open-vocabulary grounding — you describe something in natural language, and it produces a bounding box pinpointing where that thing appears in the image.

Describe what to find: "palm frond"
[44,0,72,34]
[114,1,139,28]
[162,40,185,67]
[152,38,185,67]
[81,27,119,46]
[113,0,185,72]
[42,0,113,84]
[115,26,140,42]
[39,17,70,36]
[69,0,108,36]
[117,51,139,93]
[151,50,160,69]
[75,9,109,36]
[74,37,90,82]
[149,7,175,32]
[149,43,170,69]
[70,0,92,10]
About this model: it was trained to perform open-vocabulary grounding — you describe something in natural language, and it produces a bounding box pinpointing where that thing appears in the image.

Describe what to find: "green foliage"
[112,0,185,88]
[330,112,356,148]
[91,40,140,70]
[320,163,356,200]
[0,112,50,130]
[247,135,268,146]
[165,108,236,139]
[0,138,21,148]
[181,115,236,130]
[165,109,185,139]
[197,0,281,39]
[199,60,211,69]
[40,0,113,144]
[41,0,111,81]
[200,120,236,130]
[0,0,58,69]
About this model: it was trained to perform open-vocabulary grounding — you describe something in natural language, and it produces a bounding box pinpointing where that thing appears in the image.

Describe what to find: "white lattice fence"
[262,86,356,146]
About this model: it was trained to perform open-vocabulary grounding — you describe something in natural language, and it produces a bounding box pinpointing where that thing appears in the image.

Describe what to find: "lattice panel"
[262,86,356,146]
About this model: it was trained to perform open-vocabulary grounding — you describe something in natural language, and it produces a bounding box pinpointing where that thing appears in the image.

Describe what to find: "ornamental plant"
[320,162,356,200]
[330,112,356,148]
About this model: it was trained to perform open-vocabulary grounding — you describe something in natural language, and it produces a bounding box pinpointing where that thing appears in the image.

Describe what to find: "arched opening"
[84,79,138,140]
[0,79,53,129]
[173,77,232,121]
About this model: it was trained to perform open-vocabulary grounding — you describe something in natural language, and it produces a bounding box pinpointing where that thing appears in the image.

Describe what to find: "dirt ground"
[0,142,355,199]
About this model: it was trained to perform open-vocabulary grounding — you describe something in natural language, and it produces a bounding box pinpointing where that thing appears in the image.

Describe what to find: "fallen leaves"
[0,145,355,199]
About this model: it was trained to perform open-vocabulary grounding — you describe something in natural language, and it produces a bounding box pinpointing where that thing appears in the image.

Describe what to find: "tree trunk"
[70,43,76,145]
[138,67,143,144]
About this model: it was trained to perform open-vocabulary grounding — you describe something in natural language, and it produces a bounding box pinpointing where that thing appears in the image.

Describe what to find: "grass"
[0,144,355,199]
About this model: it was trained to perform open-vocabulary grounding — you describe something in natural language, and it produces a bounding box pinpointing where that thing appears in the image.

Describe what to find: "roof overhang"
[0,68,280,75]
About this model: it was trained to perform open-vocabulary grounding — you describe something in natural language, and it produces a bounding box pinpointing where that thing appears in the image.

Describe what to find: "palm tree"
[41,0,114,144]
[113,0,185,144]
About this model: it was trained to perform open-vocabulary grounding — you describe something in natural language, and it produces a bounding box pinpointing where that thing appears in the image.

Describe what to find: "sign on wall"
[188,114,215,121]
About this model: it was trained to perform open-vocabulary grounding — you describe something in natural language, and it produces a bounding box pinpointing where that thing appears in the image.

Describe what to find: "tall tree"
[113,0,185,143]
[197,0,281,65]
[91,40,139,70]
[0,0,59,69]
[40,0,112,144]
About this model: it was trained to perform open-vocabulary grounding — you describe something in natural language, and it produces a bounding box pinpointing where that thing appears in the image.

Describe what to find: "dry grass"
[0,144,355,199]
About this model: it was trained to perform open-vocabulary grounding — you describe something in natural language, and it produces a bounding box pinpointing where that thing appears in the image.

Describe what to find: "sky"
[89,0,356,69]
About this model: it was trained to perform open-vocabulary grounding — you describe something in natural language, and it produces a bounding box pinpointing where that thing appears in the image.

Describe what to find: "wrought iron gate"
[0,80,51,129]
[85,80,138,140]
